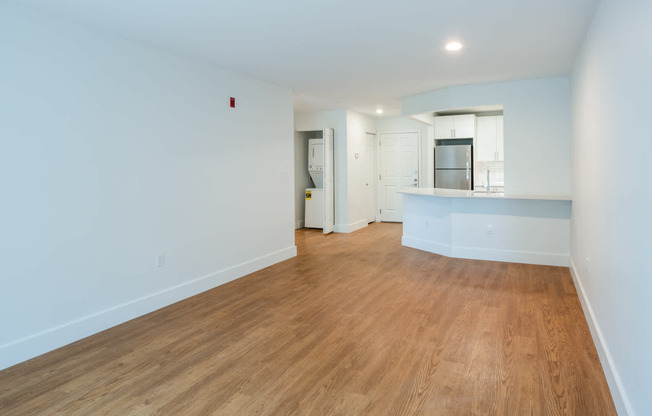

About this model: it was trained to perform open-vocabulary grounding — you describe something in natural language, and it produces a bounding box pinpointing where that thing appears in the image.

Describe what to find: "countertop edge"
[400,188,572,202]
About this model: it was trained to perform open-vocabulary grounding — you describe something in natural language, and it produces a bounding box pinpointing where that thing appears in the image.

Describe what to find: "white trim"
[0,246,297,371]
[333,219,370,234]
[347,219,369,233]
[569,258,632,416]
[402,235,568,267]
[295,220,305,229]
[452,246,568,267]
[402,235,452,257]
[334,224,349,233]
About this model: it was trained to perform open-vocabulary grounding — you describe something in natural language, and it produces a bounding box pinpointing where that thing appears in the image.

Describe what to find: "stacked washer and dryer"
[305,139,324,228]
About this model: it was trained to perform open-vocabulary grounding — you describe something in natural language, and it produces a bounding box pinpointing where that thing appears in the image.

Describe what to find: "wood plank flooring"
[0,223,616,415]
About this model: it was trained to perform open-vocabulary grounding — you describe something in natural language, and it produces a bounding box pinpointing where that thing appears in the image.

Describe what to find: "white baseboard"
[402,235,568,266]
[402,236,452,257]
[347,219,369,233]
[0,246,297,371]
[295,219,305,229]
[569,258,632,416]
[453,246,568,267]
[333,219,371,234]
[334,223,349,233]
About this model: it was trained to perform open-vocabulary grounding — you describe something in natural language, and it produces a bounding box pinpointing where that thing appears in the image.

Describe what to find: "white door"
[364,133,376,223]
[323,128,334,234]
[379,132,419,222]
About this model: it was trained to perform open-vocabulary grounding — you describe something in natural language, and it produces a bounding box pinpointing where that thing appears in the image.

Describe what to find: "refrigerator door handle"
[466,166,470,189]
[466,148,470,178]
[466,148,471,190]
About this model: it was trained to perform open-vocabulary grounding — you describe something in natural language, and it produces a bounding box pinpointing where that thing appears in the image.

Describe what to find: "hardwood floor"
[0,223,616,415]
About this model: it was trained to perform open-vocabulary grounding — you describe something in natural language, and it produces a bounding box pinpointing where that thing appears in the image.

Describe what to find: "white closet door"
[322,128,334,234]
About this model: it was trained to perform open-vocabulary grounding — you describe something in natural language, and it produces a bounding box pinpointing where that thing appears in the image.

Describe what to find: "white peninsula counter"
[400,188,572,266]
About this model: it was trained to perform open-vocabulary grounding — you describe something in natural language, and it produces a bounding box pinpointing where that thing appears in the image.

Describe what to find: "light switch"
[156,253,166,268]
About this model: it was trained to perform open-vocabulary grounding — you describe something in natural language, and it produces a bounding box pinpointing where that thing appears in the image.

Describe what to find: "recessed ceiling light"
[376,109,383,114]
[445,41,463,51]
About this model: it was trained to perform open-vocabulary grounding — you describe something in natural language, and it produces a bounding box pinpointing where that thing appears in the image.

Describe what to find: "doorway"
[293,128,335,234]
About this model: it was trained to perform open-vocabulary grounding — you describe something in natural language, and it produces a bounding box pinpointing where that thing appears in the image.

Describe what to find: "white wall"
[571,0,652,414]
[0,4,296,370]
[402,77,571,196]
[295,110,349,231]
[345,111,377,232]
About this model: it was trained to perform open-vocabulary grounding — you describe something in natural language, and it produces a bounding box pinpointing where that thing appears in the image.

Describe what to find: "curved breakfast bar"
[400,188,572,266]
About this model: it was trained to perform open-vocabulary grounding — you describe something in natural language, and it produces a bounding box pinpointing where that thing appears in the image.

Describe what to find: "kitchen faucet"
[486,169,491,194]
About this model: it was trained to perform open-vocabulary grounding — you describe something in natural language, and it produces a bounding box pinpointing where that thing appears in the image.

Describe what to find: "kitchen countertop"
[400,188,572,201]
[400,187,572,266]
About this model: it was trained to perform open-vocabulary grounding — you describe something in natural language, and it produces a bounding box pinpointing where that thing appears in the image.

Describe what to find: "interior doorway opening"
[293,128,334,234]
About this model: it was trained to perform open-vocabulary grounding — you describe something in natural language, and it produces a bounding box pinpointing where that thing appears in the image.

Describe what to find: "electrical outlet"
[156,253,166,268]
[486,224,493,234]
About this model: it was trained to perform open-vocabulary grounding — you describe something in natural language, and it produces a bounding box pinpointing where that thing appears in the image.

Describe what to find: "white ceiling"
[18,0,599,117]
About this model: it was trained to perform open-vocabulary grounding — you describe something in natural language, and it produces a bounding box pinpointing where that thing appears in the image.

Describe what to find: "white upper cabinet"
[453,115,476,138]
[435,115,476,139]
[475,116,504,161]
[476,117,497,161]
[496,116,504,160]
[434,116,455,139]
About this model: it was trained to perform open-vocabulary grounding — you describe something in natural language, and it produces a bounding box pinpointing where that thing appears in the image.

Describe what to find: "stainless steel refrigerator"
[435,139,473,190]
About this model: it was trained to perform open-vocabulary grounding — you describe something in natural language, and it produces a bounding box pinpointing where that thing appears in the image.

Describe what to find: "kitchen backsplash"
[475,160,504,188]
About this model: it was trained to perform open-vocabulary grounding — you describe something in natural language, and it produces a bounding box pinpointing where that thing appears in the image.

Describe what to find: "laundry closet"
[293,128,334,234]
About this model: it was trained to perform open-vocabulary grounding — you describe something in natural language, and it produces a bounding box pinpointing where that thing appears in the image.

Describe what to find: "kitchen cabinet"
[434,115,476,139]
[496,115,504,160]
[435,116,454,139]
[475,115,503,161]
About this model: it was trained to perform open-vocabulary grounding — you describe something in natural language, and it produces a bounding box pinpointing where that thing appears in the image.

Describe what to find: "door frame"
[376,130,422,222]
[365,132,378,224]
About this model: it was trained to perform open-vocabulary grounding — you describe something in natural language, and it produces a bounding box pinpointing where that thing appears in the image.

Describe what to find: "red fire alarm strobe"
[230,97,235,108]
